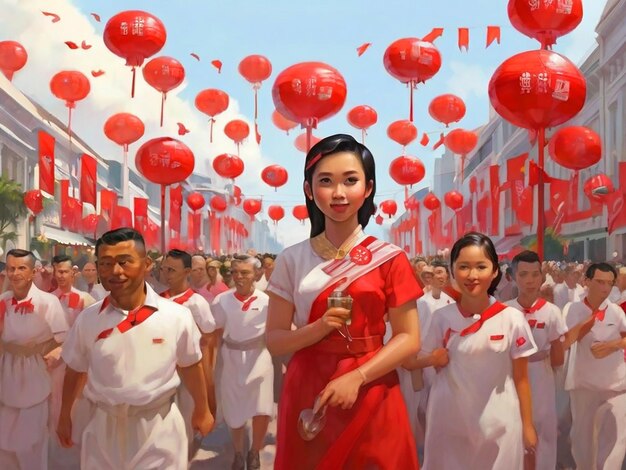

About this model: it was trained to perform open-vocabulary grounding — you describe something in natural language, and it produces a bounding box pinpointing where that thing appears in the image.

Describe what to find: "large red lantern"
[389,156,425,187]
[261,165,288,191]
[423,193,441,211]
[210,195,227,213]
[383,38,441,121]
[444,191,464,211]
[268,205,285,225]
[243,199,262,220]
[380,200,398,218]
[428,94,466,127]
[24,189,43,216]
[508,0,583,49]
[272,62,347,152]
[295,132,321,153]
[212,153,244,180]
[347,105,378,143]
[103,10,167,97]
[135,137,194,253]
[292,205,308,224]
[50,70,90,140]
[489,50,586,130]
[224,119,250,154]
[0,41,27,81]
[548,126,601,171]
[195,89,230,143]
[583,174,614,204]
[142,56,185,126]
[271,110,297,134]
[445,129,478,178]
[186,192,205,212]
[239,55,272,120]
[387,120,418,148]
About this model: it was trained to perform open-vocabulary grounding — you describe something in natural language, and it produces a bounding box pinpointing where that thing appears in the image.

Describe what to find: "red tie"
[522,298,547,315]
[460,302,507,336]
[160,288,195,305]
[584,298,607,322]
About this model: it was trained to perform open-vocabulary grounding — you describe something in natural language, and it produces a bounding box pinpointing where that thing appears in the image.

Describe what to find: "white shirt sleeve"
[420,310,444,355]
[189,295,217,334]
[44,295,70,343]
[547,304,567,342]
[175,306,203,368]
[61,314,89,372]
[266,250,294,303]
[509,308,538,359]
[210,297,226,330]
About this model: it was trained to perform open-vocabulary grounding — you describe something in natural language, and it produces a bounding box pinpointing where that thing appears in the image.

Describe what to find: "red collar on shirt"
[234,292,257,312]
[96,304,158,340]
[160,288,195,305]
[584,298,607,322]
[460,301,507,337]
[519,298,547,315]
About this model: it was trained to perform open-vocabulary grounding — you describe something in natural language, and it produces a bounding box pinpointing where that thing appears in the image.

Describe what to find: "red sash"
[96,300,158,341]
[584,298,607,322]
[160,288,195,305]
[460,301,507,336]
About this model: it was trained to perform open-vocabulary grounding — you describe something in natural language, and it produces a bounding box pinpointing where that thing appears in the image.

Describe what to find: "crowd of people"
[0,133,625,470]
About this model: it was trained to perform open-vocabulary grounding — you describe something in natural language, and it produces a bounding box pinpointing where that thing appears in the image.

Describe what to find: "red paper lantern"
[186,192,205,212]
[583,174,614,204]
[423,193,441,211]
[103,10,167,97]
[0,41,27,81]
[444,191,464,211]
[404,197,419,211]
[389,156,425,187]
[50,70,90,138]
[210,195,227,213]
[292,204,308,223]
[135,137,194,185]
[383,38,441,84]
[261,165,288,190]
[104,113,145,149]
[142,56,185,126]
[387,120,418,147]
[243,199,262,219]
[224,119,250,144]
[445,129,478,155]
[488,49,586,130]
[268,205,285,224]
[195,89,230,142]
[272,62,347,127]
[548,126,601,171]
[347,105,378,130]
[380,200,398,218]
[508,0,583,49]
[294,133,321,153]
[271,110,297,134]
[428,94,466,127]
[24,189,43,216]
[239,54,272,120]
[375,214,383,225]
[212,153,244,180]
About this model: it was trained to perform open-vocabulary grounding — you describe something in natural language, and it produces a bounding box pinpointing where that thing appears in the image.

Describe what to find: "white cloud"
[444,61,492,101]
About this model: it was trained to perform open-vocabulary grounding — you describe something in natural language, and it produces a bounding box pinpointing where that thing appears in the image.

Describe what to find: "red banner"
[80,154,97,207]
[476,195,490,233]
[169,184,183,233]
[38,131,55,196]
[111,205,133,230]
[489,165,500,236]
[486,26,501,48]
[99,189,117,229]
[458,27,469,51]
[134,197,148,232]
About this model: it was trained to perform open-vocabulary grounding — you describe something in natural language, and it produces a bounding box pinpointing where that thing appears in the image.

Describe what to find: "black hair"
[304,134,376,237]
[52,254,73,266]
[95,227,146,257]
[511,250,541,275]
[166,249,192,269]
[431,259,450,275]
[413,256,427,264]
[585,262,617,281]
[6,249,36,268]
[450,232,502,296]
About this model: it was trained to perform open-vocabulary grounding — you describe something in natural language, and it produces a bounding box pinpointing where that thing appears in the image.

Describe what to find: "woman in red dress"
[266,134,422,469]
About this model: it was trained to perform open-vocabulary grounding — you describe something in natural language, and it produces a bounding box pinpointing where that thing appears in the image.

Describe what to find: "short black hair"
[6,249,36,268]
[431,259,449,274]
[511,250,541,275]
[450,232,502,296]
[166,249,192,269]
[95,227,146,257]
[585,262,617,281]
[52,254,73,266]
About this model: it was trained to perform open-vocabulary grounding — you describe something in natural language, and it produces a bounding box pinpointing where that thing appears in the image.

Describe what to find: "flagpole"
[537,127,546,261]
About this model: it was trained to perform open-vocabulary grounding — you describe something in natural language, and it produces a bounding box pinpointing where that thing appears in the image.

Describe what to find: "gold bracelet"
[356,367,367,385]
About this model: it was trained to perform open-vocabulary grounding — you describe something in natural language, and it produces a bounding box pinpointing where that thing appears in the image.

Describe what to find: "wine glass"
[297,397,328,441]
[327,290,353,343]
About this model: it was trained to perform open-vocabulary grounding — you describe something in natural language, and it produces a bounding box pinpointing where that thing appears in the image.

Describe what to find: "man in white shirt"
[563,262,626,469]
[51,255,95,326]
[253,256,269,291]
[57,228,214,469]
[77,262,107,301]
[553,263,586,310]
[608,266,626,304]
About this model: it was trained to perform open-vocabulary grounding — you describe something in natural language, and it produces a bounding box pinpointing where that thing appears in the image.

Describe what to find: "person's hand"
[318,307,351,334]
[591,340,621,359]
[44,346,63,370]
[56,413,74,448]
[192,407,215,436]
[431,348,449,371]
[523,422,538,460]
[318,368,364,410]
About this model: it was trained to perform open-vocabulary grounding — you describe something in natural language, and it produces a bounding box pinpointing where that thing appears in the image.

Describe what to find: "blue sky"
[2,0,607,247]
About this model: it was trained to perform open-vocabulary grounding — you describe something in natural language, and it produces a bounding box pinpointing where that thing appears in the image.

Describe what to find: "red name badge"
[349,245,372,265]
[536,322,546,329]
[490,334,504,341]
[152,338,164,344]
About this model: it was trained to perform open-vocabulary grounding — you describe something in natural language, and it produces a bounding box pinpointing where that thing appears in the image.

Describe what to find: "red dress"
[274,252,422,469]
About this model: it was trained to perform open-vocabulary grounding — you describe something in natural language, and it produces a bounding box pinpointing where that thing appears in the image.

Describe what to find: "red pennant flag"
[99,189,117,228]
[420,133,430,146]
[169,184,183,233]
[422,28,444,43]
[356,42,372,56]
[38,131,55,196]
[528,161,554,186]
[211,60,222,73]
[80,154,97,207]
[505,153,528,189]
[134,197,148,232]
[432,133,445,150]
[486,26,501,48]
[458,28,469,51]
[489,165,500,235]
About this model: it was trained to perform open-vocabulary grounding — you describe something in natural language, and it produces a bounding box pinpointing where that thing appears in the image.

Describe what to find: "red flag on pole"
[38,131,55,196]
[80,154,97,207]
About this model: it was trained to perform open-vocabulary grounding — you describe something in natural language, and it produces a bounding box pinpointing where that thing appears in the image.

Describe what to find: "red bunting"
[458,28,469,51]
[80,154,97,207]
[64,41,79,50]
[91,70,105,77]
[420,133,430,146]
[38,131,55,196]
[422,28,444,43]
[42,11,61,23]
[432,133,445,150]
[486,26,501,48]
[356,42,372,57]
[211,60,223,73]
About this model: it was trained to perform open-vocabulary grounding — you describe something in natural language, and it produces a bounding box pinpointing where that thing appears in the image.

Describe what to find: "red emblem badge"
[349,245,372,265]
[152,338,164,344]
[490,334,504,341]
[516,336,527,347]
[528,319,537,328]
